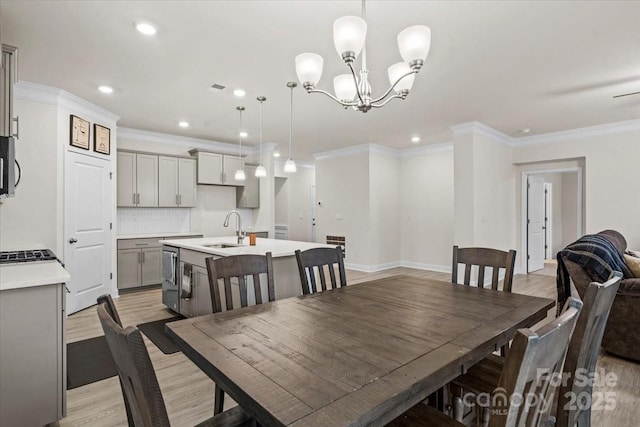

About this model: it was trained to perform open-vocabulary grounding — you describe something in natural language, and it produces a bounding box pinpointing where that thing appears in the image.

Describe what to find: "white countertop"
[160,236,335,258]
[0,261,71,291]
[117,232,204,240]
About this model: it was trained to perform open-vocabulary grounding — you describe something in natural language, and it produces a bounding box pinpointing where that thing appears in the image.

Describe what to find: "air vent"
[210,83,226,90]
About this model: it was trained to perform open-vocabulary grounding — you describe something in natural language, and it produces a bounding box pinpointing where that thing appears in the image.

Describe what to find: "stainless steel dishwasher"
[161,246,180,313]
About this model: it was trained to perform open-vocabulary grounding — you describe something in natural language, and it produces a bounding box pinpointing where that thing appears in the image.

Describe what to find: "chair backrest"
[97,303,170,427]
[206,253,275,313]
[489,297,583,427]
[96,294,135,427]
[97,294,123,327]
[555,273,622,427]
[452,246,517,291]
[295,246,347,294]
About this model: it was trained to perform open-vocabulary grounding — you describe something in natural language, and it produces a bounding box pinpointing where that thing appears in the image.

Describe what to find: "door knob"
[69,238,78,244]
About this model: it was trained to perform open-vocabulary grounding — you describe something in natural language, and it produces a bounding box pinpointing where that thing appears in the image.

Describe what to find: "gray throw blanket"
[556,234,631,314]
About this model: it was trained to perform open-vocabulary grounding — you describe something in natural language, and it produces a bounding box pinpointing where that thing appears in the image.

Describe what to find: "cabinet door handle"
[137,252,141,263]
[179,194,182,205]
[12,116,19,140]
[141,251,145,263]
[132,193,136,205]
[0,158,3,190]
[136,193,140,204]
[176,194,179,205]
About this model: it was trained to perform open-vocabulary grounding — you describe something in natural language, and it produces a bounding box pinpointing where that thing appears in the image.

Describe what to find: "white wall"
[274,177,288,225]
[369,150,401,267]
[280,165,315,242]
[513,125,640,249]
[400,146,454,270]
[315,150,371,267]
[561,172,579,247]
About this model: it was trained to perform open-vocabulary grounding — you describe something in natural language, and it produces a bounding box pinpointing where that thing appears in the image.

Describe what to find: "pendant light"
[234,106,246,181]
[284,82,297,173]
[255,96,267,177]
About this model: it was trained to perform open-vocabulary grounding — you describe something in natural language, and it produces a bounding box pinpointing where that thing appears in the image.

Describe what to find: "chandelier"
[295,0,431,113]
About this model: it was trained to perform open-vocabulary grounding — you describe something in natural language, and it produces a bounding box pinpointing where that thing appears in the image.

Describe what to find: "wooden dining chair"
[388,297,584,427]
[295,246,346,295]
[96,302,253,427]
[205,253,275,414]
[452,246,517,291]
[97,294,134,427]
[449,274,621,426]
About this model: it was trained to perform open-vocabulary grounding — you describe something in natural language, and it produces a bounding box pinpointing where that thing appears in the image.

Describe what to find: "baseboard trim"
[344,260,451,274]
[399,261,451,273]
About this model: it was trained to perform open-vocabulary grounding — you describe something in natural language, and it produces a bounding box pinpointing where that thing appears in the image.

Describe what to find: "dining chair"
[452,245,517,291]
[295,246,346,295]
[96,294,134,427]
[388,297,583,427]
[205,253,275,414]
[96,302,253,427]
[449,274,621,426]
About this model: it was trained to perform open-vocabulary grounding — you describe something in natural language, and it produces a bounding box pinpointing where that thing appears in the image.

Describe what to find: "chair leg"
[450,383,465,422]
[214,384,225,415]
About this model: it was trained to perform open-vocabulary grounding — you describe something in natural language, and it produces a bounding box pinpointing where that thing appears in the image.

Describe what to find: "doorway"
[521,167,583,274]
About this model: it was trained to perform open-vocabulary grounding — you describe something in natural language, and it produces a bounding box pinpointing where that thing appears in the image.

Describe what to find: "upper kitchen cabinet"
[237,165,260,208]
[190,149,245,186]
[158,156,197,207]
[1,45,18,138]
[117,151,158,207]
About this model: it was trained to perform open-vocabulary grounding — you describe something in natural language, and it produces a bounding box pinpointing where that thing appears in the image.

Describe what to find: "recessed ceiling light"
[273,151,281,158]
[239,131,248,138]
[519,128,531,134]
[178,121,189,128]
[135,22,157,36]
[233,89,246,97]
[98,85,113,94]
[411,136,421,143]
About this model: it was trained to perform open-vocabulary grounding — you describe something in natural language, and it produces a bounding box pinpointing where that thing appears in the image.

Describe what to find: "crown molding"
[399,142,453,157]
[450,121,512,146]
[118,127,258,155]
[14,81,120,122]
[314,143,401,160]
[511,119,640,147]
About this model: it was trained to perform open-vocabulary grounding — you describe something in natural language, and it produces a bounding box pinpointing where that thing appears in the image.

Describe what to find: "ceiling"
[2,1,639,160]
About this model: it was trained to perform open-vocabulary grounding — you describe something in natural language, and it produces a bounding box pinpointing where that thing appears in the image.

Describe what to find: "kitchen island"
[159,236,335,317]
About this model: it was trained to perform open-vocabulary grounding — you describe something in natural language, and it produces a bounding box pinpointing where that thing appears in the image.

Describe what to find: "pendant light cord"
[259,99,263,164]
[361,0,367,71]
[289,85,293,159]
[238,108,243,165]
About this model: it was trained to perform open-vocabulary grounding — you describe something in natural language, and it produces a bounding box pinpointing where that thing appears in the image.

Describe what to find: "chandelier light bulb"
[397,25,431,65]
[255,165,267,177]
[284,159,297,173]
[333,16,367,60]
[234,169,246,181]
[295,53,324,87]
[333,74,357,101]
[387,62,415,93]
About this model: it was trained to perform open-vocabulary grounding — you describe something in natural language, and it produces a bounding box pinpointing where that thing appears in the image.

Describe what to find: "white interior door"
[64,151,112,314]
[527,175,545,272]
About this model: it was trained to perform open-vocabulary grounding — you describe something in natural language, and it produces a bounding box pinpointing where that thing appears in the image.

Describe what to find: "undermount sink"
[202,243,240,249]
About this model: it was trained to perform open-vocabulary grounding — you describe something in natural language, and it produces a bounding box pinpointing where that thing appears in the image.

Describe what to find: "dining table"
[166,274,555,426]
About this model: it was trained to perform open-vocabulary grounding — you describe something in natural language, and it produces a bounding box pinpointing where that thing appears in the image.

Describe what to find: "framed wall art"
[70,115,90,149]
[93,124,111,155]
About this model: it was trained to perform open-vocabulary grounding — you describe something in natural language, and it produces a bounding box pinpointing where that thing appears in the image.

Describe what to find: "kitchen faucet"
[224,210,245,244]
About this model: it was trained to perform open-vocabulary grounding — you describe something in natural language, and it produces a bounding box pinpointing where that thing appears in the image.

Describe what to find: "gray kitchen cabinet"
[117,238,162,290]
[1,44,18,138]
[194,265,212,317]
[0,283,66,426]
[191,150,245,186]
[117,248,142,289]
[158,156,197,207]
[237,164,260,208]
[117,151,159,207]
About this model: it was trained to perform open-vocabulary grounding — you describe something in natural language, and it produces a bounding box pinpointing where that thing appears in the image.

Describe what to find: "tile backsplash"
[117,208,191,235]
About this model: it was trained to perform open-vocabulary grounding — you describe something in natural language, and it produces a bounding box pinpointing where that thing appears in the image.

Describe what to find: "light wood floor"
[59,268,640,427]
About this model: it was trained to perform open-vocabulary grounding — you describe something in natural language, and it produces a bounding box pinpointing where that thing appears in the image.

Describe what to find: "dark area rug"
[137,316,184,354]
[67,336,118,389]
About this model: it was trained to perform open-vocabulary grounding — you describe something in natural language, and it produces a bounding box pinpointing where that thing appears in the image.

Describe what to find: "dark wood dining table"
[166,275,555,426]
